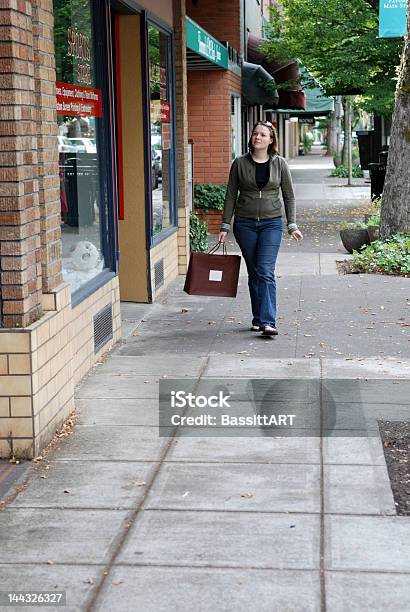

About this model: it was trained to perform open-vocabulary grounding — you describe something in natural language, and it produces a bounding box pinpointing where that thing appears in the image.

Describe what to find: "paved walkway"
[1,153,409,612]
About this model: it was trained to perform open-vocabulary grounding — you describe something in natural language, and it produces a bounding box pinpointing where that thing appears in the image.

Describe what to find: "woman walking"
[218,121,303,336]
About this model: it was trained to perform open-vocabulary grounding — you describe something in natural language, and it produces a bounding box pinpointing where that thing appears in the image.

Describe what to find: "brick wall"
[188,69,241,185]
[0,1,43,328]
[32,0,63,294]
[0,0,62,328]
[186,0,241,52]
[173,0,190,272]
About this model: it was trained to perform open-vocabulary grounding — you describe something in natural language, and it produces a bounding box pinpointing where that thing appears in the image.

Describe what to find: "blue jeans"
[233,216,282,327]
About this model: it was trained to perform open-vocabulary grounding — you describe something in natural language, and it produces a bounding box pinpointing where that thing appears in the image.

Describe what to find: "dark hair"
[248,121,279,156]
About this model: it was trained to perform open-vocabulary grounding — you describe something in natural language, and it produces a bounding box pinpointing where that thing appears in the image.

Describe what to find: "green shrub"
[339,220,367,230]
[303,134,313,155]
[189,212,208,253]
[352,233,410,275]
[331,164,364,178]
[371,197,382,213]
[365,214,380,227]
[194,183,227,210]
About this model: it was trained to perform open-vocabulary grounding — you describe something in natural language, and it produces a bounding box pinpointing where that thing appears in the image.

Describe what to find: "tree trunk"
[380,16,410,239]
[341,96,349,166]
[346,97,353,185]
[327,110,338,156]
[334,96,343,166]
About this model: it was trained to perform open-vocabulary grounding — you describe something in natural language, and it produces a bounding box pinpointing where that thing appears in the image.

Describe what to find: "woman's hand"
[291,229,303,241]
[218,231,228,243]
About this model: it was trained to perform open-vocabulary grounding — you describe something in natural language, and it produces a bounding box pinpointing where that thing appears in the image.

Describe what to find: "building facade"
[0,0,308,458]
[0,0,190,458]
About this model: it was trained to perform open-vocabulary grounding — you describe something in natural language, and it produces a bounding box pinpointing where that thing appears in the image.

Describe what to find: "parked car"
[58,136,77,153]
[67,138,97,153]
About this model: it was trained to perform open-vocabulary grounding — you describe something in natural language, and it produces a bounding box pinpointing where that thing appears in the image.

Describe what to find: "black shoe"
[261,325,278,336]
[250,325,261,331]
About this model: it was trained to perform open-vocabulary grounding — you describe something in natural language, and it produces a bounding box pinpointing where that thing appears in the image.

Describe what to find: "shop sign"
[299,117,315,124]
[56,81,103,117]
[150,100,171,123]
[67,27,92,85]
[379,0,407,37]
[186,17,228,69]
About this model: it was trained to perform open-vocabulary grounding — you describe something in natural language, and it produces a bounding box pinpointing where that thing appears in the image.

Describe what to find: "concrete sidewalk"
[1,154,409,612]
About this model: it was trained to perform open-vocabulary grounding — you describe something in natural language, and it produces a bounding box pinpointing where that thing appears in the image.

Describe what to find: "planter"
[340,228,370,254]
[367,225,380,242]
[194,208,223,234]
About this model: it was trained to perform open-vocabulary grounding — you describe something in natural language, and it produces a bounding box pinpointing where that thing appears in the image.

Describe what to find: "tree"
[263,0,401,108]
[380,13,410,238]
[262,0,402,184]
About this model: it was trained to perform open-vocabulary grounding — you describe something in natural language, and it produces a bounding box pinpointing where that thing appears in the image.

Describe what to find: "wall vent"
[154,258,164,289]
[93,304,113,353]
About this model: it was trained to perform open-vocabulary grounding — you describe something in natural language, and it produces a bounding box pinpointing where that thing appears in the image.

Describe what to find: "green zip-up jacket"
[220,153,298,233]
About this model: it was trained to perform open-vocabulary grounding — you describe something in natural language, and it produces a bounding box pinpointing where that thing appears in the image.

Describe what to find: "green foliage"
[366,214,380,227]
[352,234,410,275]
[339,220,367,230]
[303,134,313,154]
[189,212,209,253]
[331,164,364,178]
[194,183,227,211]
[355,80,397,118]
[262,0,402,114]
[371,197,382,213]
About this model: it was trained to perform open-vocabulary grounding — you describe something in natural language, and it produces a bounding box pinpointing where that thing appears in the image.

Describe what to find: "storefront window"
[54,0,109,293]
[148,25,173,237]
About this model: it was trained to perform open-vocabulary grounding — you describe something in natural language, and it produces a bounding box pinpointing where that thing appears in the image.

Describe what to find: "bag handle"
[208,241,227,255]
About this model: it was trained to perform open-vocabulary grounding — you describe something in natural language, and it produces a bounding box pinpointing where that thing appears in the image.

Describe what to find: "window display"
[54,0,109,293]
[148,25,174,237]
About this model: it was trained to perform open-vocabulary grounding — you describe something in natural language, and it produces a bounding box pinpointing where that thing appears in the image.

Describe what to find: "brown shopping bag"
[184,242,241,298]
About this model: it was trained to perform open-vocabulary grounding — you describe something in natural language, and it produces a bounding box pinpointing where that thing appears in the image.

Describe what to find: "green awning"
[186,17,228,70]
[242,61,279,106]
[275,67,334,116]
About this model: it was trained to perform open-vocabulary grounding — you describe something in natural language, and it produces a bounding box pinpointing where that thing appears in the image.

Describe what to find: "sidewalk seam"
[319,355,327,612]
[83,355,211,612]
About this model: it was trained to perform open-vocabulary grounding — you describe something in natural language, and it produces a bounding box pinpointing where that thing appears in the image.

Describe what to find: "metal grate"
[154,258,164,289]
[93,304,113,353]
